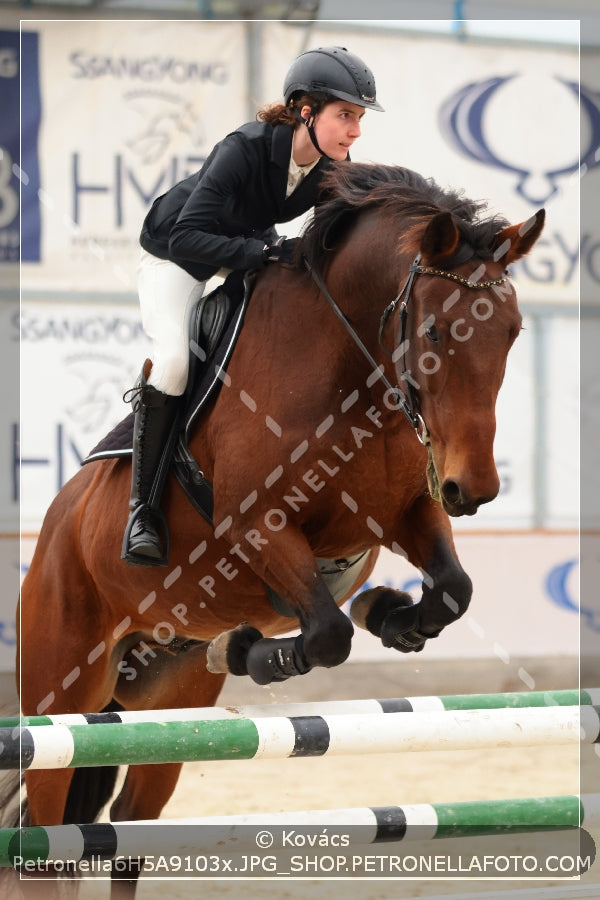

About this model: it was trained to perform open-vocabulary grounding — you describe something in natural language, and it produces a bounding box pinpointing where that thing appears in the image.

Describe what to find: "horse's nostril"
[441,479,462,505]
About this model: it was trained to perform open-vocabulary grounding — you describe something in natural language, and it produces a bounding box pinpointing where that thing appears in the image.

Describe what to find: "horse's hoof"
[206,623,263,675]
[349,587,414,635]
[379,604,424,651]
[350,587,432,653]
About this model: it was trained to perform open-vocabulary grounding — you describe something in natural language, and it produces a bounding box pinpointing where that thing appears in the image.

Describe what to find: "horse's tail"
[0,694,26,829]
[0,768,25,827]
[0,767,29,896]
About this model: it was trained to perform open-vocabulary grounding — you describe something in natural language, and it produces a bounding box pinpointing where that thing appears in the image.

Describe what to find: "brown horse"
[16,163,543,896]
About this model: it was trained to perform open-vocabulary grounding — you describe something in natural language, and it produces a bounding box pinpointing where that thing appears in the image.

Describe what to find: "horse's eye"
[425,325,440,343]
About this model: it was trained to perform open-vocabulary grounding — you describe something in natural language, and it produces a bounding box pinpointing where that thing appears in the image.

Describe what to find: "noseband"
[304,253,510,444]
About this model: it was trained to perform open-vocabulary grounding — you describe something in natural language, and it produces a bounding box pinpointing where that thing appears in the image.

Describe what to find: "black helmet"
[283,46,384,112]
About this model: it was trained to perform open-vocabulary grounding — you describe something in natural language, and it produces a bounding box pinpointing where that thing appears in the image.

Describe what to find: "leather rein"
[303,253,510,445]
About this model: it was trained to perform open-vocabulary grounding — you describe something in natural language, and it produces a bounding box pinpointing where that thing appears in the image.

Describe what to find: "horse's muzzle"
[440,478,498,517]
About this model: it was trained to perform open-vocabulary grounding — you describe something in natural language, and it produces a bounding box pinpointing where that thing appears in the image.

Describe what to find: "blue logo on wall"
[545,558,600,633]
[439,75,600,205]
[0,30,42,262]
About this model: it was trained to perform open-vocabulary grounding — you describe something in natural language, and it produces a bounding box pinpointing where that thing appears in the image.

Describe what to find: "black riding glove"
[263,236,298,265]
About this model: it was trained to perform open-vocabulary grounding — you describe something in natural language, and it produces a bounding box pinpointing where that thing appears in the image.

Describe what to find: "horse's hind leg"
[108,761,185,898]
[110,761,185,822]
[23,770,76,827]
[20,641,119,833]
[15,774,83,899]
[19,626,119,833]
[111,640,227,822]
[109,642,226,897]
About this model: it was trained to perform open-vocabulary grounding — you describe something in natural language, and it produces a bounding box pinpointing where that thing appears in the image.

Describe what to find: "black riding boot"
[121,371,180,567]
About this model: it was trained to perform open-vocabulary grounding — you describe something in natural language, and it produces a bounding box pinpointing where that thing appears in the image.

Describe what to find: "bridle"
[304,253,510,445]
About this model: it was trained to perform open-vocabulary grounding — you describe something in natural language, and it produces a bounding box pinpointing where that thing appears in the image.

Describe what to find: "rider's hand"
[263,236,298,265]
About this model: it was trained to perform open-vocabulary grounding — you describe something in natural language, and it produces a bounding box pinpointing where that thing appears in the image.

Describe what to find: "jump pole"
[0,794,597,867]
[3,705,596,770]
[2,688,597,730]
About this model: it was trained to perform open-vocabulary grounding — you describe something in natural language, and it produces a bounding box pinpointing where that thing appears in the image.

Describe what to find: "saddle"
[83,273,370,616]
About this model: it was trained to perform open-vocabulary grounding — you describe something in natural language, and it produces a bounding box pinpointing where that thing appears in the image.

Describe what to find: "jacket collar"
[269,123,330,216]
[268,124,294,207]
[270,122,294,168]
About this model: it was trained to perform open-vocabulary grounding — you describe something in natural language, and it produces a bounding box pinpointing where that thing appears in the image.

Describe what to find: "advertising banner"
[19,300,151,530]
[18,21,584,301]
[0,538,18,673]
[21,20,247,293]
[0,29,38,264]
[264,23,582,304]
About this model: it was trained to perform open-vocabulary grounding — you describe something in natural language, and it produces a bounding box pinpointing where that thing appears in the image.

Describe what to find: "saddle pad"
[84,411,135,462]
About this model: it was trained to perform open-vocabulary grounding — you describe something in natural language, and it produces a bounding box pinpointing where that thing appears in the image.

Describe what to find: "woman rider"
[123,45,384,566]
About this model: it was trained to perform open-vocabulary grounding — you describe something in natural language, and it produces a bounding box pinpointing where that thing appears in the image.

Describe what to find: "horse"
[15,162,544,897]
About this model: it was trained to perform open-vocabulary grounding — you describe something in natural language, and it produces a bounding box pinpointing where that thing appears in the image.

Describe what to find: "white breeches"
[137,249,206,396]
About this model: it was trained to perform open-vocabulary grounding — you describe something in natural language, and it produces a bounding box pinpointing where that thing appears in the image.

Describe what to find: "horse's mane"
[299,162,510,268]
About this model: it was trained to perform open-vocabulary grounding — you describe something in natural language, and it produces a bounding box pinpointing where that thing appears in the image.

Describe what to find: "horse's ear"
[419,211,460,265]
[492,209,545,265]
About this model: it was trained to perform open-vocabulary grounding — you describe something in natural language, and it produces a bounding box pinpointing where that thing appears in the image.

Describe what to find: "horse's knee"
[428,567,473,624]
[302,607,354,668]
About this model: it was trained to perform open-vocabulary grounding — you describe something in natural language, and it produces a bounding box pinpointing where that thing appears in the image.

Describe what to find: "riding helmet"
[283,46,384,111]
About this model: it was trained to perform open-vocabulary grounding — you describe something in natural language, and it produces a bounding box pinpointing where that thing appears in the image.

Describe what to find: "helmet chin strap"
[292,106,332,161]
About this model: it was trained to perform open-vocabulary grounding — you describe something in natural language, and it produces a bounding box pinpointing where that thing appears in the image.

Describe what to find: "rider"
[122,46,384,567]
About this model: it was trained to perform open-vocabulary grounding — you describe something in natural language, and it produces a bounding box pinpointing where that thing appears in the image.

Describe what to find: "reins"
[303,257,427,440]
[303,253,510,447]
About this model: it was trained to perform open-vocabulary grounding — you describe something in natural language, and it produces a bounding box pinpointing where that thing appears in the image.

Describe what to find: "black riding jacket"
[140,120,333,282]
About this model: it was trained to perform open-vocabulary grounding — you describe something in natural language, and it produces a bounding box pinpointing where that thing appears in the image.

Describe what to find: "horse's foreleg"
[208,524,354,684]
[351,495,472,653]
[215,580,353,684]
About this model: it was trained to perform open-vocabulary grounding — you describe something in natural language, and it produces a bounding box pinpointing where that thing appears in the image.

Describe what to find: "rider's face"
[302,100,365,160]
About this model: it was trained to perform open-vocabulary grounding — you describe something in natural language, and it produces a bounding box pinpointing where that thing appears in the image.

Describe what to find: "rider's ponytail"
[256,93,329,127]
